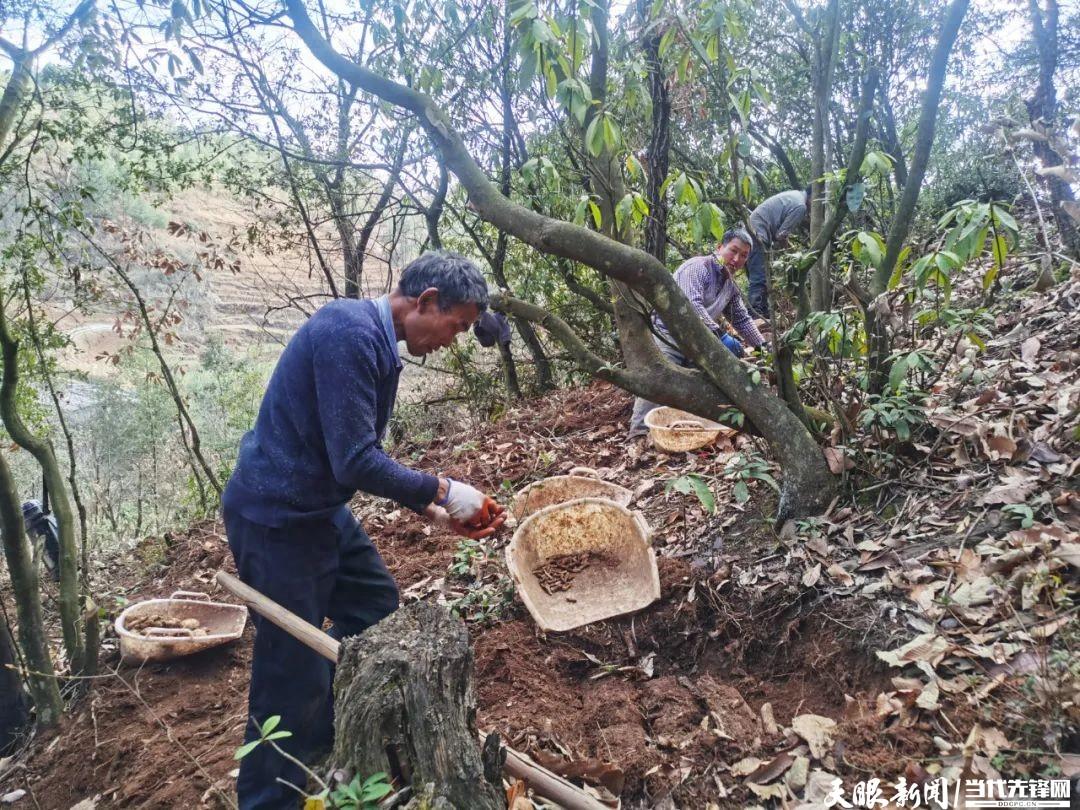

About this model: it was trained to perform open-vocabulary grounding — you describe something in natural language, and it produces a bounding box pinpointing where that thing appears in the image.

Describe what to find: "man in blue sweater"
[222,251,505,809]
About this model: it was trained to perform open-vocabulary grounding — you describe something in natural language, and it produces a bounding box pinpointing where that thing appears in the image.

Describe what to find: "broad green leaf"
[708,203,724,240]
[266,730,293,741]
[733,480,749,503]
[991,205,1018,236]
[981,263,1000,291]
[261,715,282,735]
[235,740,261,760]
[888,355,910,392]
[615,193,633,232]
[631,193,648,226]
[939,250,962,268]
[658,28,676,58]
[695,204,712,238]
[690,477,716,514]
[677,49,691,81]
[585,114,604,157]
[705,33,719,62]
[602,116,622,151]
[855,232,883,269]
[573,197,588,225]
[673,172,687,204]
[361,783,393,801]
[519,48,539,87]
[625,153,644,181]
[741,175,751,200]
[509,1,536,25]
[544,65,557,98]
[587,200,602,229]
[530,18,555,44]
[845,181,865,212]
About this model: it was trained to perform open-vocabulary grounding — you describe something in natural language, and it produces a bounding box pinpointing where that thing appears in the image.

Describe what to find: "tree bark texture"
[807,0,841,315]
[332,601,502,810]
[1026,0,1080,259]
[0,452,63,726]
[640,1,670,263]
[0,610,29,753]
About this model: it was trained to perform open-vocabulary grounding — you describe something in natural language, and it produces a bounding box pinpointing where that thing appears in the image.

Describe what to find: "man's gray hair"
[398,251,489,312]
[719,227,753,250]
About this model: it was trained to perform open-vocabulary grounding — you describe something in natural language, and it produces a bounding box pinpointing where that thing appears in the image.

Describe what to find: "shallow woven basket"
[511,467,632,520]
[115,591,246,664]
[506,497,659,633]
[643,406,734,453]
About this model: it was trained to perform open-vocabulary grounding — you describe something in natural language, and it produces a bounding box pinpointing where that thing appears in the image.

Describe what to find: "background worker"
[628,228,766,438]
[222,251,505,809]
[745,187,812,318]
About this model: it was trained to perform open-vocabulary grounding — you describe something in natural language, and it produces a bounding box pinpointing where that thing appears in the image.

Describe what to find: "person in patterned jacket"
[628,228,765,437]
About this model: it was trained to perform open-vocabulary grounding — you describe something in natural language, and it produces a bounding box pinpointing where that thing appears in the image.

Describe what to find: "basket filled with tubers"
[115,590,246,664]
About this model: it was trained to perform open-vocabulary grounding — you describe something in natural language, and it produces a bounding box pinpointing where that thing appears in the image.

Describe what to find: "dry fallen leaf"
[729,757,763,778]
[982,433,1018,462]
[979,478,1038,506]
[823,446,853,474]
[876,633,951,668]
[826,563,854,586]
[802,563,822,587]
[790,714,837,760]
[1020,336,1041,364]
[744,753,795,785]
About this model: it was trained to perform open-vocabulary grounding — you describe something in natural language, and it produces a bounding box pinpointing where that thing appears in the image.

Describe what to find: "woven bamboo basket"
[511,467,632,520]
[643,406,734,453]
[506,497,659,632]
[115,591,246,664]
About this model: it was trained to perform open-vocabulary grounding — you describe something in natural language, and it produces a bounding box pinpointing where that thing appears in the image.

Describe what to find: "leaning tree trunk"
[284,0,838,520]
[0,302,85,674]
[0,610,29,753]
[332,601,503,810]
[0,452,63,727]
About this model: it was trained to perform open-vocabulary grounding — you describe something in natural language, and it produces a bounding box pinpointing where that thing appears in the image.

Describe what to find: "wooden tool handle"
[215,571,340,663]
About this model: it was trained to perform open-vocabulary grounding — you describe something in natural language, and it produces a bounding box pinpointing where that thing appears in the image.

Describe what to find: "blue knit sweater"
[223,298,439,527]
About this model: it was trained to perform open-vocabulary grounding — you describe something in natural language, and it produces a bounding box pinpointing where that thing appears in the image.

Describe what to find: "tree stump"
[332,601,503,810]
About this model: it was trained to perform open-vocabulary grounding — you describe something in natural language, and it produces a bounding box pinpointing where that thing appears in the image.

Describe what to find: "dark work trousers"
[745,241,771,319]
[224,506,399,810]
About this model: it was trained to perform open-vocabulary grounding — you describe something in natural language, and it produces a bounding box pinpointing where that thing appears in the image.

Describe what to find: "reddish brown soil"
[1,383,920,809]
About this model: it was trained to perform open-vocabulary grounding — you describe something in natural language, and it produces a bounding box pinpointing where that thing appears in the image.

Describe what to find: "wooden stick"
[217,572,341,663]
[215,571,613,810]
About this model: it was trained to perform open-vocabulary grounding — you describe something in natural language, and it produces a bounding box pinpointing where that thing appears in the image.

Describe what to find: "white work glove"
[436,478,487,523]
